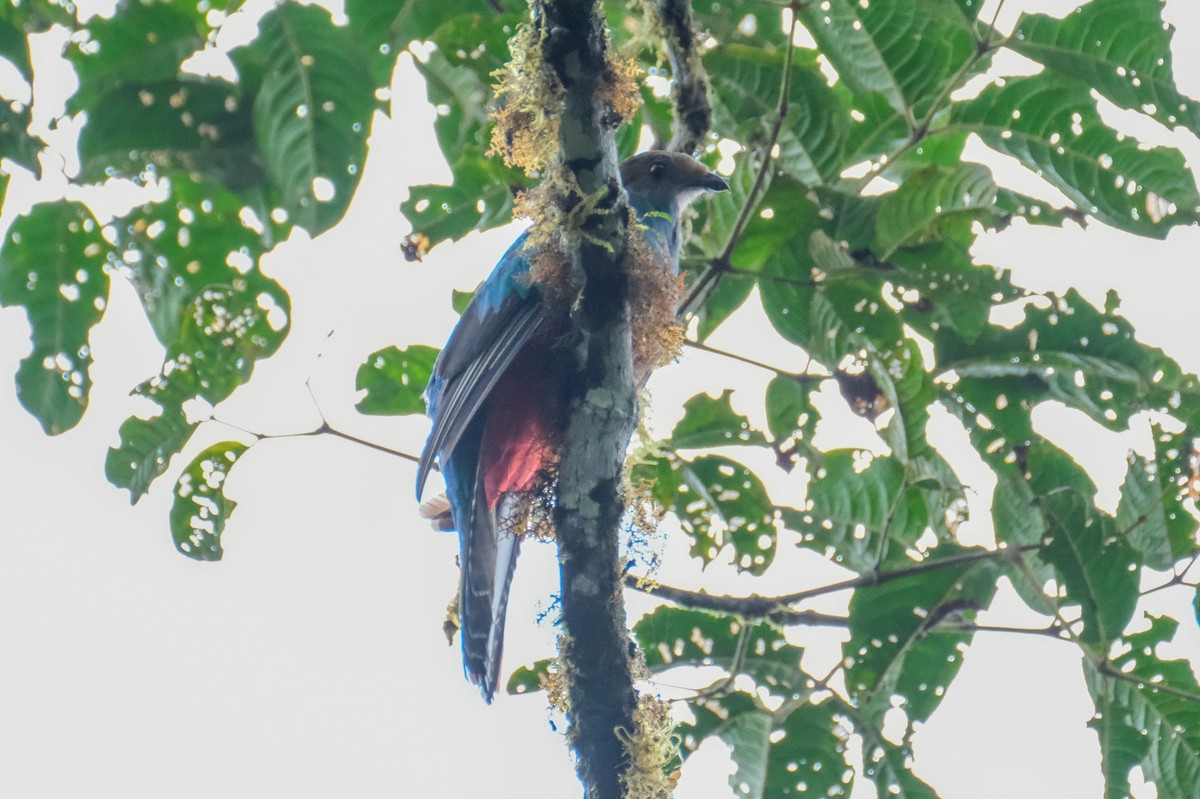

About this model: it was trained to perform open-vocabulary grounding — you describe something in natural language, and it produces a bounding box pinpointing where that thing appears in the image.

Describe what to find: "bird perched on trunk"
[416,151,728,701]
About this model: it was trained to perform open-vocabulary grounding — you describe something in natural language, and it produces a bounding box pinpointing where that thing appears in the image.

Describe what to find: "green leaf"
[1116,425,1198,570]
[170,440,248,561]
[355,344,439,416]
[1042,490,1139,646]
[937,289,1175,432]
[993,188,1087,228]
[952,73,1200,237]
[874,164,999,258]
[67,0,205,114]
[674,455,777,573]
[671,390,767,450]
[706,44,848,185]
[450,288,475,315]
[244,2,374,234]
[105,406,197,500]
[989,470,1056,614]
[764,375,817,444]
[676,694,853,799]
[0,99,42,173]
[797,0,975,119]
[1011,0,1200,137]
[401,159,519,248]
[690,0,786,50]
[78,76,261,189]
[116,174,280,346]
[636,606,806,695]
[781,451,928,573]
[844,545,1000,729]
[887,239,1021,344]
[1085,615,1200,798]
[0,16,32,81]
[506,658,552,696]
[105,176,289,500]
[0,201,110,434]
[693,273,755,342]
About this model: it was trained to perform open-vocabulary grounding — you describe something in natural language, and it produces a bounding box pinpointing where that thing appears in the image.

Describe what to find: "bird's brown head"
[619,151,728,215]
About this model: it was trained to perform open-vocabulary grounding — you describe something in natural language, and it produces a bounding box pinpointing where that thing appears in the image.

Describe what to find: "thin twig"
[1096,661,1200,706]
[683,338,817,381]
[208,416,423,464]
[625,543,1042,618]
[679,12,798,317]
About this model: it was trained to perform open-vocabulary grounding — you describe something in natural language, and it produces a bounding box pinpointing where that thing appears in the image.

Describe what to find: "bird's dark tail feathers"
[460,490,522,703]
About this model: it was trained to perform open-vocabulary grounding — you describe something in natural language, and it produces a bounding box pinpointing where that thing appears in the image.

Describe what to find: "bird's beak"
[700,172,729,192]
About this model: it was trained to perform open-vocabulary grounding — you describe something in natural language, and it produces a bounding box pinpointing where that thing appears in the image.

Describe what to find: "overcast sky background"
[2,1,1199,797]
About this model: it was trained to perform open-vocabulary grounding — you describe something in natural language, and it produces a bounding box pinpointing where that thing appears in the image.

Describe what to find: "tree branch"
[538,2,641,797]
[647,0,713,154]
[625,543,1043,619]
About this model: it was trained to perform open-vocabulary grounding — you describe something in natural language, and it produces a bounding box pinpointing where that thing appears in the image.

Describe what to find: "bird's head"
[620,151,728,218]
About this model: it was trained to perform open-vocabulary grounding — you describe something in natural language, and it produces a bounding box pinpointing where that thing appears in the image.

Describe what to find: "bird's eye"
[649,162,665,180]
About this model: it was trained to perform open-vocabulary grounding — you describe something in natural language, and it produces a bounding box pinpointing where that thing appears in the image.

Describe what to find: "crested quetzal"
[416,151,728,701]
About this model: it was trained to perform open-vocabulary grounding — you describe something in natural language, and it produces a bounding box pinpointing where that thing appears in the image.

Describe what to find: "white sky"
[2,1,1199,797]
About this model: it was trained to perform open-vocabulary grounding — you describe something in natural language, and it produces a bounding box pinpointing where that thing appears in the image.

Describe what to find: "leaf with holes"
[106,406,197,501]
[635,606,806,695]
[993,188,1087,229]
[67,0,205,113]
[690,0,786,49]
[170,441,247,561]
[401,160,519,249]
[874,164,1000,258]
[936,289,1185,432]
[116,174,281,346]
[355,344,439,416]
[843,545,1000,729]
[346,0,526,59]
[242,2,374,235]
[797,0,975,118]
[658,455,777,573]
[1116,424,1198,571]
[0,202,110,435]
[888,239,1021,345]
[78,77,261,190]
[1042,490,1139,646]
[671,390,767,450]
[707,45,848,186]
[505,658,552,697]
[780,451,929,573]
[676,693,853,799]
[953,73,1200,237]
[1011,0,1200,137]
[105,179,289,501]
[1084,615,1200,799]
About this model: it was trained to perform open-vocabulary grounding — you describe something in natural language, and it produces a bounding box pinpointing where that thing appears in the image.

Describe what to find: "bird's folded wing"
[415,300,542,497]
